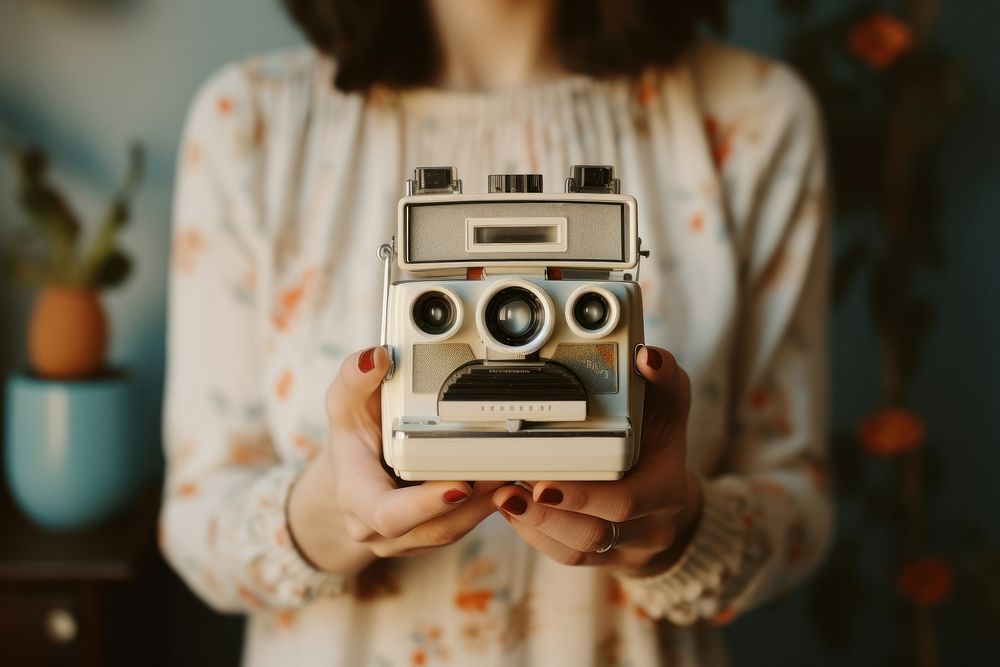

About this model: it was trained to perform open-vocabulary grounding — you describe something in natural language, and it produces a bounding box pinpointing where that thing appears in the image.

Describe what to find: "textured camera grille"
[412,343,476,394]
[407,201,626,263]
[552,343,619,394]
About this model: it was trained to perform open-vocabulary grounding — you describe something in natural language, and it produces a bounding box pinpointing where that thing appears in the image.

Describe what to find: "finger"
[394,492,499,552]
[343,513,375,543]
[492,486,613,553]
[471,481,509,497]
[348,479,476,539]
[502,512,668,572]
[325,345,473,537]
[336,436,475,538]
[530,463,689,522]
[498,486,680,554]
[325,346,391,423]
[635,345,691,425]
[502,514,656,569]
[503,515,600,567]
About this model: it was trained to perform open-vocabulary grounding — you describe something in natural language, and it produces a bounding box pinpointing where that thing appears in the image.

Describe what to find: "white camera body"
[378,167,647,481]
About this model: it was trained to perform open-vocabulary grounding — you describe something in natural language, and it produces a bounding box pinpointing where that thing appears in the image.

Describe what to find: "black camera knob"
[487,173,544,194]
[565,165,620,194]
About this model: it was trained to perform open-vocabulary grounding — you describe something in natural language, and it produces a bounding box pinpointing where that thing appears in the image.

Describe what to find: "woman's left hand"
[492,345,703,575]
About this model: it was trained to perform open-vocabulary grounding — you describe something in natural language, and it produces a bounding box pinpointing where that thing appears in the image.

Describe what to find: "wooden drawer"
[0,582,98,666]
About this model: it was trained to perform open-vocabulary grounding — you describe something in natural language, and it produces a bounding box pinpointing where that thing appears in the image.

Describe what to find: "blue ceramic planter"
[4,373,142,530]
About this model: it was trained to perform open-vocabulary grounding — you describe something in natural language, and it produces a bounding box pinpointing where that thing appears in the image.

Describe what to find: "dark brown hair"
[283,0,726,92]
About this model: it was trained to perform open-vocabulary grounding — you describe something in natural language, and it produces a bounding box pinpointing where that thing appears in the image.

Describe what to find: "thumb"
[326,346,391,417]
[635,345,691,425]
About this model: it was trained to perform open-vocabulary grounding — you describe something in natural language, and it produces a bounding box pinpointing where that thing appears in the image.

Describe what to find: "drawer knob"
[44,608,78,644]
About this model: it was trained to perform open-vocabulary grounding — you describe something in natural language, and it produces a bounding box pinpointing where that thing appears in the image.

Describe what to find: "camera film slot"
[466,217,567,253]
[551,343,619,394]
[438,361,588,422]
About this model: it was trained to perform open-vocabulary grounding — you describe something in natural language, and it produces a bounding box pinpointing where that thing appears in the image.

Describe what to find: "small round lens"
[484,286,544,347]
[413,291,456,335]
[573,293,611,331]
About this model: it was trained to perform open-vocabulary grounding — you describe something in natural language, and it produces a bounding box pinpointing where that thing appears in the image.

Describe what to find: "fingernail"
[537,488,563,506]
[443,489,469,504]
[645,347,663,370]
[358,348,376,373]
[501,496,527,516]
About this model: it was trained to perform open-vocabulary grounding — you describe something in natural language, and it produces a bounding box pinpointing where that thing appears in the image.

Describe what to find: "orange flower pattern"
[173,228,206,273]
[292,432,322,462]
[858,408,925,456]
[849,11,914,70]
[160,44,832,666]
[896,556,954,607]
[704,114,738,169]
[217,95,234,115]
[748,382,793,439]
[272,268,316,331]
[274,370,294,401]
[455,589,494,613]
[228,432,274,465]
[689,211,706,233]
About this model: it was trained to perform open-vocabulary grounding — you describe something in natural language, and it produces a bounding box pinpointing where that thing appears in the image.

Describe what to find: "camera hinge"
[630,237,651,282]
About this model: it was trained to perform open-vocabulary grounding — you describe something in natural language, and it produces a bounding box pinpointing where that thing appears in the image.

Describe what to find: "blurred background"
[0,0,997,664]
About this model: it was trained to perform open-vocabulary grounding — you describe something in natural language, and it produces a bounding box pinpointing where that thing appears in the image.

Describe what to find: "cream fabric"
[161,41,832,667]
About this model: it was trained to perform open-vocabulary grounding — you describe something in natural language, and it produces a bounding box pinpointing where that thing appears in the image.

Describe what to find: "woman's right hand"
[288,346,502,574]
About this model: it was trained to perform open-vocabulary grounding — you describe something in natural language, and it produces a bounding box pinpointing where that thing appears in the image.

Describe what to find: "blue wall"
[0,0,302,472]
[1,0,997,663]
[725,1,1000,664]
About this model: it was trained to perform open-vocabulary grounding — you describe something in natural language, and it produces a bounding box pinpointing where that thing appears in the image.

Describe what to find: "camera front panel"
[384,277,642,419]
[381,276,645,479]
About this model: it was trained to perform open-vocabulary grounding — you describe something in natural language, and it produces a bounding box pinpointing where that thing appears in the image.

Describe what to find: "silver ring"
[596,521,620,554]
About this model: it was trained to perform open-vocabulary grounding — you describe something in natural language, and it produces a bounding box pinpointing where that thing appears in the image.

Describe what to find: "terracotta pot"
[28,286,108,379]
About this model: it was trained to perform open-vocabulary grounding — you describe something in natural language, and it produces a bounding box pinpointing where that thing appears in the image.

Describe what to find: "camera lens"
[573,293,610,331]
[565,285,620,339]
[485,287,543,346]
[476,279,555,354]
[413,291,456,336]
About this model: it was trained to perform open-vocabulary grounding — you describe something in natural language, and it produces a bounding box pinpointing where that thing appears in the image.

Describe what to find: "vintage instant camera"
[378,166,647,481]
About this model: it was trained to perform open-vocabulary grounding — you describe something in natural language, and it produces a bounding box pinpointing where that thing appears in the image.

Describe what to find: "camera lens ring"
[476,279,555,355]
[565,285,621,339]
[411,287,463,340]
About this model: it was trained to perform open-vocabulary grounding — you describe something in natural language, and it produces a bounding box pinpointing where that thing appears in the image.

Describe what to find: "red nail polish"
[501,496,527,515]
[537,488,563,505]
[358,348,376,373]
[443,489,469,504]
[645,347,663,370]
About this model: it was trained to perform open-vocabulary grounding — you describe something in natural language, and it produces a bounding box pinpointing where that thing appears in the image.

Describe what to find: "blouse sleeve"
[619,61,834,625]
[159,64,347,612]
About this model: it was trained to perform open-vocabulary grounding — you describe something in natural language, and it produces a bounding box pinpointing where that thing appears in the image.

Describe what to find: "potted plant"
[3,143,141,378]
[2,142,145,530]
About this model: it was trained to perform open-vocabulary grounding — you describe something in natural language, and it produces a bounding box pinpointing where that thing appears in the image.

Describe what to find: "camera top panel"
[397,166,638,273]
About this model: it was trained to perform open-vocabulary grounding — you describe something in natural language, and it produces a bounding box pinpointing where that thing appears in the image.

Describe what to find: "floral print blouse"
[161,40,832,667]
